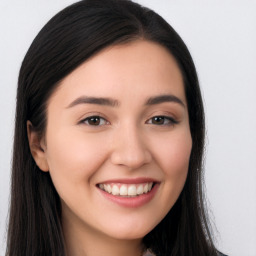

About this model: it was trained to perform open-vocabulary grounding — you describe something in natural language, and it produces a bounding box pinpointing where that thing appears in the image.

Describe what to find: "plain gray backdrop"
[0,1,256,256]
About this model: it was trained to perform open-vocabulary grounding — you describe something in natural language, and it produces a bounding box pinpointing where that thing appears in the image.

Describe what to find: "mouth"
[96,178,159,208]
[97,182,155,197]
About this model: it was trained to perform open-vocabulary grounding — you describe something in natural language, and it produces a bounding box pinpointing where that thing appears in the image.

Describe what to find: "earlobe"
[27,121,49,172]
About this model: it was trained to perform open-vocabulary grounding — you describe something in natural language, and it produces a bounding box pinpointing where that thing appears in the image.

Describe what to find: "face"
[30,40,192,242]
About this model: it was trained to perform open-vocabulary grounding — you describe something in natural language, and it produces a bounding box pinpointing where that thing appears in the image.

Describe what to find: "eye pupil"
[153,116,164,124]
[88,117,100,125]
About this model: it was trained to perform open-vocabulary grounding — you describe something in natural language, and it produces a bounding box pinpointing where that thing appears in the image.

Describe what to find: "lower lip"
[97,183,159,208]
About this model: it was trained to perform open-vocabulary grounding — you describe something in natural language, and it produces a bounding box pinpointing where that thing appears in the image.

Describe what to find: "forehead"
[48,40,186,108]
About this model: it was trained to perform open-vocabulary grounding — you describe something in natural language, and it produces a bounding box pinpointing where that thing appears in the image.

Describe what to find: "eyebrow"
[66,94,185,109]
[145,94,185,107]
[66,96,119,108]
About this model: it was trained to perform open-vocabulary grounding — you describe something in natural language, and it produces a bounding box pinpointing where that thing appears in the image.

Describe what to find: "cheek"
[155,130,192,176]
[152,129,192,205]
[45,128,109,186]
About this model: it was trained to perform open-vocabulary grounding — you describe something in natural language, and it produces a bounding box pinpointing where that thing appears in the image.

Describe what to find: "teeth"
[107,184,112,193]
[128,185,137,196]
[137,184,144,195]
[143,183,148,193]
[120,185,128,196]
[98,182,154,197]
[112,185,119,195]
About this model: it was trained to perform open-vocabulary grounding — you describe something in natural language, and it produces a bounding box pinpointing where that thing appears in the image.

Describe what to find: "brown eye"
[152,116,165,125]
[147,116,178,126]
[83,116,108,126]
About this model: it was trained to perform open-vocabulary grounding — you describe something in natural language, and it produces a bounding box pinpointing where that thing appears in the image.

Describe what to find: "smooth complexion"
[28,40,192,256]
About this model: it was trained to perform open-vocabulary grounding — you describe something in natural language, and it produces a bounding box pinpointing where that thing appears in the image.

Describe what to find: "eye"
[81,116,109,126]
[146,116,178,126]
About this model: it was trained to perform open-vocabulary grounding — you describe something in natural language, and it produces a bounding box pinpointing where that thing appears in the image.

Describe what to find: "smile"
[97,178,160,208]
[98,182,154,197]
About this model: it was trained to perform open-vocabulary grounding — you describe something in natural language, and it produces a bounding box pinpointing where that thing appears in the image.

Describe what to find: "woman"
[6,0,226,255]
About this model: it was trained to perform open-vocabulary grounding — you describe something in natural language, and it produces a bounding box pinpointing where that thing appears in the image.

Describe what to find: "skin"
[28,40,192,256]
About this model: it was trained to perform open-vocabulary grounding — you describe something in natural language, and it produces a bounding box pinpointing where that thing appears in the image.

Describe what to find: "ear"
[27,121,49,172]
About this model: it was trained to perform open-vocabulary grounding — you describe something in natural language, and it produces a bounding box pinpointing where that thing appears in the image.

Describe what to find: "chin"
[102,221,156,241]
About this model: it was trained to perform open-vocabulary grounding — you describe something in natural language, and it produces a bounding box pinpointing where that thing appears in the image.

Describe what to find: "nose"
[110,124,152,170]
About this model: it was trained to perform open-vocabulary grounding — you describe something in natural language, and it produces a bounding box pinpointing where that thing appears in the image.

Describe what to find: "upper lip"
[97,177,160,185]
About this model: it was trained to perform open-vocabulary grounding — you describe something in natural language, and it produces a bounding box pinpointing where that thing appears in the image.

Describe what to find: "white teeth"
[120,185,128,196]
[107,184,112,193]
[112,185,119,195]
[148,182,153,191]
[137,184,144,195]
[99,182,155,196]
[128,185,137,196]
[143,183,149,193]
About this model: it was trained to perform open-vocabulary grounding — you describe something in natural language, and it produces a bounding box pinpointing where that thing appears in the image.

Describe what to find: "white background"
[0,1,255,256]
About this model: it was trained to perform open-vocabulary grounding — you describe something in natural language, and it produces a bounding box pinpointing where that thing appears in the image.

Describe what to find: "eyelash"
[80,116,109,126]
[80,115,178,127]
[146,116,178,126]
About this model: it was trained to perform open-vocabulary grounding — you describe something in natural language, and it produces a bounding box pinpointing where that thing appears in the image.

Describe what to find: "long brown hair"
[7,0,218,255]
